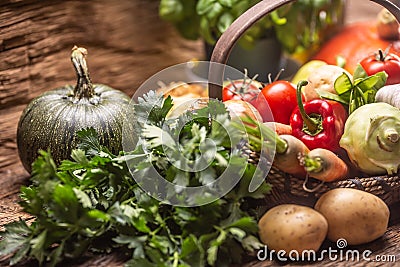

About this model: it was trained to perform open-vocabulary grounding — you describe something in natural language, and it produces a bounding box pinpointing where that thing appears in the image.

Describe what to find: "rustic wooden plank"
[0,0,203,107]
[0,0,203,182]
[0,105,25,173]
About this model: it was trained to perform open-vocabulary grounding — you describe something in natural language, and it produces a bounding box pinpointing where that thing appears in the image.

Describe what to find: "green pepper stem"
[296,81,319,134]
[71,46,94,99]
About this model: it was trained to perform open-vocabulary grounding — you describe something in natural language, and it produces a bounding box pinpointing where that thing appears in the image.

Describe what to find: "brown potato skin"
[258,204,328,254]
[314,188,390,245]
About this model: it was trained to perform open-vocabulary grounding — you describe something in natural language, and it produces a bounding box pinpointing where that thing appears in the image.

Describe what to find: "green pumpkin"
[17,46,132,173]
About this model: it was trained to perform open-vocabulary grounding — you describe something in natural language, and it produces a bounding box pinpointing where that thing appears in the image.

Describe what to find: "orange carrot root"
[273,135,310,178]
[263,122,292,135]
[300,148,349,182]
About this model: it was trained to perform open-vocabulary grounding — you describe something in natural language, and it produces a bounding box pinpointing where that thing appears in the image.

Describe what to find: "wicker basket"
[208,0,400,207]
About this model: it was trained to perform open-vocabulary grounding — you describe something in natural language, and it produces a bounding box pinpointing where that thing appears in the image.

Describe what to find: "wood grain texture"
[0,0,399,266]
[0,0,204,191]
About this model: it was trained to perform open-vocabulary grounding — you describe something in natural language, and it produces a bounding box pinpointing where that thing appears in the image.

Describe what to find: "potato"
[314,188,390,245]
[302,64,352,102]
[258,204,328,254]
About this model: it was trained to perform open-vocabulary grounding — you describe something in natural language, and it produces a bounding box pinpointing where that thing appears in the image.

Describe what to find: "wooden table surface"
[1,0,399,266]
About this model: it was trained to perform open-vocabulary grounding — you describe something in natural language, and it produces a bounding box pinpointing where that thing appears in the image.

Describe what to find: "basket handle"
[208,0,400,99]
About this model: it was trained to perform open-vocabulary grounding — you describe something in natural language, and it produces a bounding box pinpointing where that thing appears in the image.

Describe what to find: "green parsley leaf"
[135,91,173,126]
[0,219,32,258]
[331,68,388,113]
[76,127,107,156]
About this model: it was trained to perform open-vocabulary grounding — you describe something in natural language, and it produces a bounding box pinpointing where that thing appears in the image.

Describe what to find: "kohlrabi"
[340,102,400,175]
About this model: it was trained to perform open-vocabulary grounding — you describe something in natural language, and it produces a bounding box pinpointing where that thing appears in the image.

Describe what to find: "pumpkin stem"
[71,46,95,99]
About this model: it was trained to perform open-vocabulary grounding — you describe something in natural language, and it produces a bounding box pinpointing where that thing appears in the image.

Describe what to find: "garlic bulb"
[375,84,400,108]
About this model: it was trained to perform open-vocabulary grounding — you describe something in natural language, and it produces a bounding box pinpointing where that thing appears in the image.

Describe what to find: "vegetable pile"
[213,45,399,255]
[2,29,400,265]
[223,50,400,181]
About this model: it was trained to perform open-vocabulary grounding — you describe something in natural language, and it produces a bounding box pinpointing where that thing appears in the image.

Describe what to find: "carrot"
[263,122,292,135]
[233,115,309,178]
[299,148,349,182]
[273,134,309,178]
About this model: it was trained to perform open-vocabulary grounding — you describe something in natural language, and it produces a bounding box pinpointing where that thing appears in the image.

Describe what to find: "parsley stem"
[173,251,179,267]
[355,85,368,106]
[248,134,262,145]
[231,117,287,154]
[244,124,261,138]
[257,121,287,154]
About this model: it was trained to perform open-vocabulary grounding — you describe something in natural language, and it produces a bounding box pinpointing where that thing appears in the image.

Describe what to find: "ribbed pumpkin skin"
[17,83,131,173]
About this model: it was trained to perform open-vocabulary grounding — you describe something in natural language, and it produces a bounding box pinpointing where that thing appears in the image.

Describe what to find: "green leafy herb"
[0,92,270,267]
[319,64,388,114]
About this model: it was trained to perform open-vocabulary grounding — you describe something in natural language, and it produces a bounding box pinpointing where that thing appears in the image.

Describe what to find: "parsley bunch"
[0,92,271,266]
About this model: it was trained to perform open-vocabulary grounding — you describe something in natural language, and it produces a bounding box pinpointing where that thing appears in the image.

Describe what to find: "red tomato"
[222,79,261,103]
[253,81,298,124]
[360,50,400,85]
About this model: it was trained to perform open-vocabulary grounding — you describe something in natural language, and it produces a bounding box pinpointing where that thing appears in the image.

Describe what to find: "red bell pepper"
[290,81,348,152]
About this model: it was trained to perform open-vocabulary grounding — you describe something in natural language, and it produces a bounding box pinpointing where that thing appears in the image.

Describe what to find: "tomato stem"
[378,49,385,61]
[225,69,259,100]
[71,46,94,99]
[226,79,242,97]
[266,68,285,85]
[274,68,285,82]
[267,73,272,84]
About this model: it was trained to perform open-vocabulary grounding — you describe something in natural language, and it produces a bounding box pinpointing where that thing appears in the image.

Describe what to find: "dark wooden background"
[1,0,399,266]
